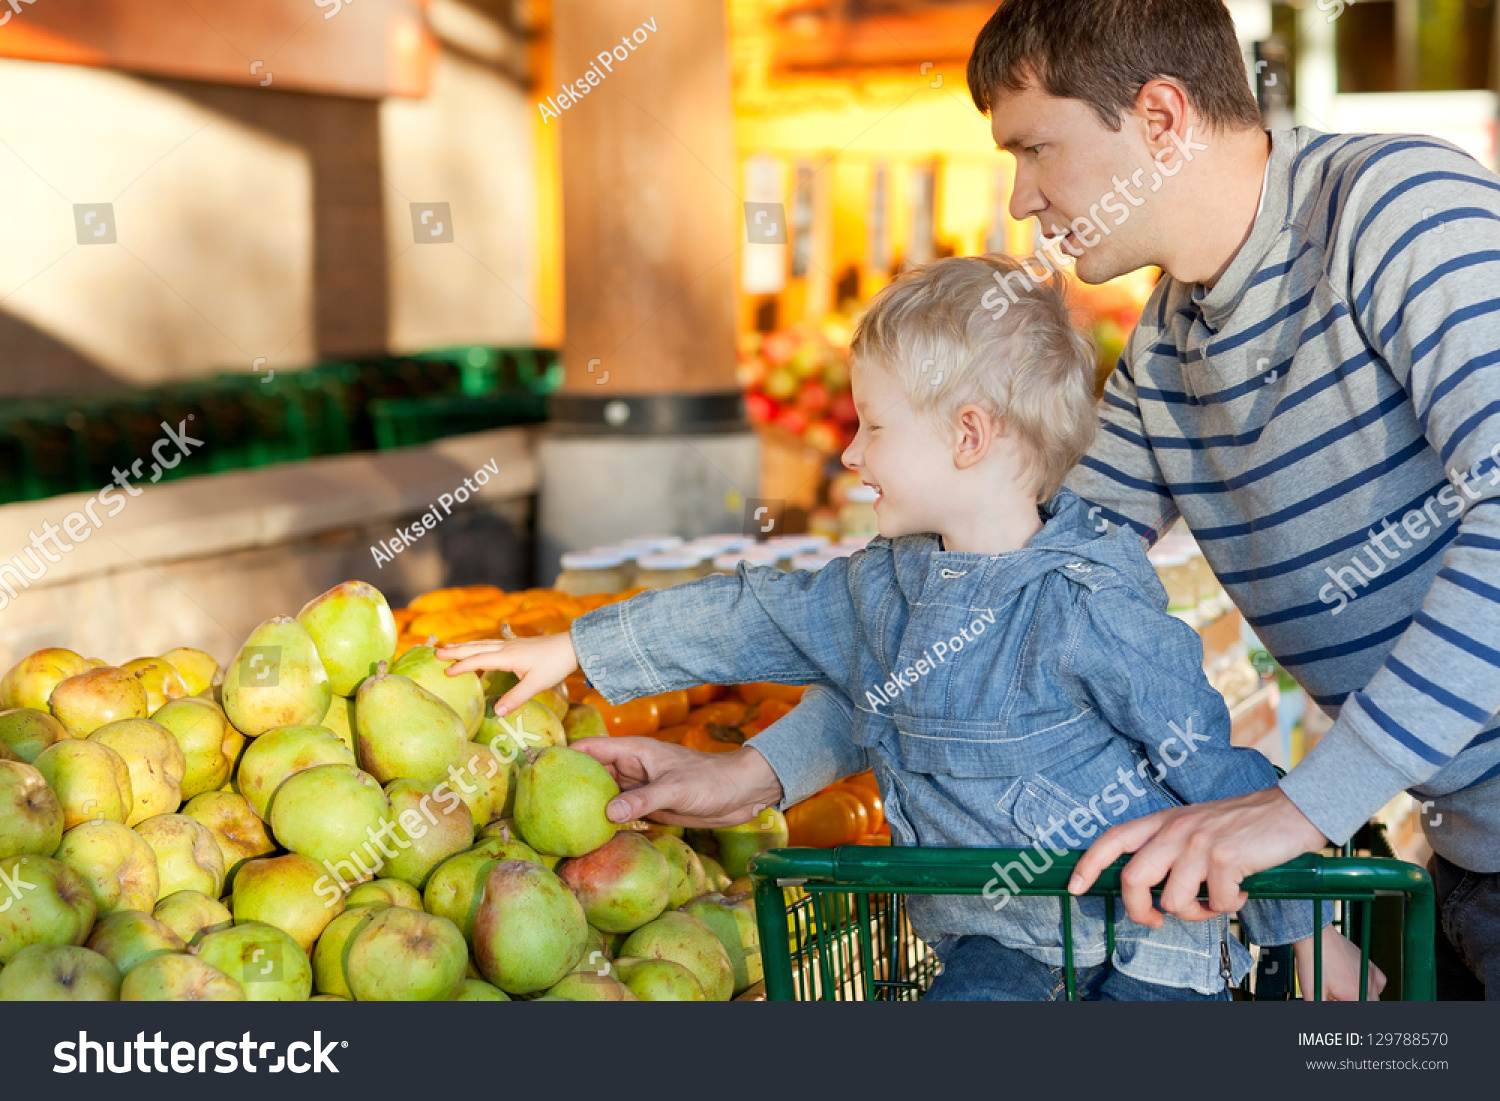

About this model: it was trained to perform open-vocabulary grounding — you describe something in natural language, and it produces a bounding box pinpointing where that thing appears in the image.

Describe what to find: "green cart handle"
[748,847,1435,1001]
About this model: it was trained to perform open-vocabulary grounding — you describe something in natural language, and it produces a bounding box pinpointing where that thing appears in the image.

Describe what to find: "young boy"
[441,254,1377,1001]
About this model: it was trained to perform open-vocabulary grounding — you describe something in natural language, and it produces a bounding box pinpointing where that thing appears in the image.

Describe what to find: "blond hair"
[850,254,1099,502]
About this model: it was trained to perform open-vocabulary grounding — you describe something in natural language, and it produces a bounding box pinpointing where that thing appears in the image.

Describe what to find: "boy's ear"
[953,404,993,469]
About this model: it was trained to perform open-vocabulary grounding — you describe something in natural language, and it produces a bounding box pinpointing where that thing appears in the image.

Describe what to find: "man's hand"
[437,632,579,717]
[574,737,785,828]
[1068,787,1328,927]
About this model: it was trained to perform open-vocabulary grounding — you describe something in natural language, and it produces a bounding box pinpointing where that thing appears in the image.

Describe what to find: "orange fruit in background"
[843,770,880,795]
[563,671,590,701]
[786,789,866,848]
[651,723,692,745]
[685,684,725,706]
[655,689,691,727]
[734,682,807,705]
[855,833,891,846]
[581,690,660,738]
[457,584,506,604]
[834,779,884,833]
[688,701,748,728]
[577,592,616,612]
[741,698,794,735]
[409,587,471,613]
[682,723,744,753]
[393,607,419,631]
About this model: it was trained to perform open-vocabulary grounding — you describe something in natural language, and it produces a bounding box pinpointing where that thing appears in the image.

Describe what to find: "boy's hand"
[437,632,580,717]
[1293,925,1387,1001]
[575,737,785,828]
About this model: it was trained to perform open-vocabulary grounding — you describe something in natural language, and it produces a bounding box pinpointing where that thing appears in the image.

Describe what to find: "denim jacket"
[571,489,1319,993]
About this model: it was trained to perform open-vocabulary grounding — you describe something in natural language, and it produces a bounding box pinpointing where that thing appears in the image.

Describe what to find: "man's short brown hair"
[967,0,1262,132]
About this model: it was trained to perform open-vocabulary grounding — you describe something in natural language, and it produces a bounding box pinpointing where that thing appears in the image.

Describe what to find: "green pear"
[311,907,376,998]
[221,616,332,737]
[389,643,484,737]
[345,878,422,910]
[86,911,185,976]
[0,708,67,763]
[151,890,231,945]
[296,580,398,697]
[448,742,510,828]
[268,765,392,883]
[513,746,619,857]
[614,956,706,1001]
[53,820,159,915]
[0,944,120,1001]
[545,970,639,1001]
[699,854,732,893]
[469,827,542,865]
[471,860,588,995]
[231,854,343,955]
[563,703,608,743]
[713,807,790,880]
[1,649,89,712]
[556,831,670,934]
[651,834,710,909]
[0,759,64,859]
[33,739,132,830]
[234,724,352,821]
[382,778,475,888]
[195,923,311,1001]
[0,855,96,964]
[681,892,762,993]
[50,667,148,738]
[479,698,565,760]
[121,657,190,713]
[134,814,224,901]
[354,665,468,786]
[180,791,274,885]
[344,906,467,1001]
[532,686,569,722]
[88,719,185,826]
[322,695,357,753]
[151,696,235,799]
[452,978,509,1001]
[120,952,243,1001]
[159,648,221,697]
[422,850,499,940]
[620,911,734,1001]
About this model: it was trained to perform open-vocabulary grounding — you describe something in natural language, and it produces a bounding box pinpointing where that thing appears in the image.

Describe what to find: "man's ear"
[1133,78,1194,157]
[953,404,994,469]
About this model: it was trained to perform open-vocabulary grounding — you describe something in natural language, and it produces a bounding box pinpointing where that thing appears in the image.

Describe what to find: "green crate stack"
[0,346,559,504]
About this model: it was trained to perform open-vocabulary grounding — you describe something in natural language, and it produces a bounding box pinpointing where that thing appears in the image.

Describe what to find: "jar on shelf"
[619,534,684,553]
[554,551,629,597]
[593,544,644,587]
[635,552,707,589]
[839,484,880,539]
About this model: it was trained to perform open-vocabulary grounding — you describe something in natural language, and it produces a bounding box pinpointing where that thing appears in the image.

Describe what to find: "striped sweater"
[1065,126,1500,872]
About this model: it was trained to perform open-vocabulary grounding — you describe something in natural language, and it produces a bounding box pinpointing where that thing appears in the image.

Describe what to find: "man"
[580,0,1500,999]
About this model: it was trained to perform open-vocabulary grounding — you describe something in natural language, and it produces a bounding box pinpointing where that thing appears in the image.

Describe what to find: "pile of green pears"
[0,580,782,1003]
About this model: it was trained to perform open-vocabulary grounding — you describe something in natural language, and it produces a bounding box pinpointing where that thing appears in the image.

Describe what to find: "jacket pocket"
[894,707,1107,777]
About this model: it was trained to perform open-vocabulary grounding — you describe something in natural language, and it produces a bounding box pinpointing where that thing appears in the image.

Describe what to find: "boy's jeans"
[1432,854,1500,1000]
[923,935,1232,1002]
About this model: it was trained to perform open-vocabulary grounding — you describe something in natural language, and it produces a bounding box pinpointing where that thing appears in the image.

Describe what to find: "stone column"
[536,0,758,584]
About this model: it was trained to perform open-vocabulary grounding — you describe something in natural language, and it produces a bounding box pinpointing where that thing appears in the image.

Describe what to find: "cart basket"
[748,846,1434,1002]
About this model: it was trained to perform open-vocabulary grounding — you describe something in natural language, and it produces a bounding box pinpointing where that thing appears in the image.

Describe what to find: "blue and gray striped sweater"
[1066,126,1500,871]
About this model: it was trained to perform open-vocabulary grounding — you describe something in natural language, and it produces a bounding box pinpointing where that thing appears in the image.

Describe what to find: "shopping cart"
[748,846,1434,1001]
